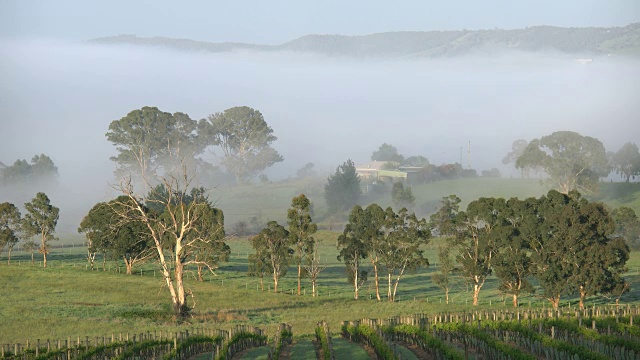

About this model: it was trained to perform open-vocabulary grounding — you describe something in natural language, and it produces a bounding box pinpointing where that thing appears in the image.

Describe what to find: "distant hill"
[89,23,640,58]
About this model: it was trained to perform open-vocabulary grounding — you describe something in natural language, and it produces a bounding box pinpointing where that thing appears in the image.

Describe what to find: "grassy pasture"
[1,232,639,344]
[1,178,639,344]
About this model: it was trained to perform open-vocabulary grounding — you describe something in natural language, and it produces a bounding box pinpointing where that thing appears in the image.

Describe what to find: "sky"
[1,1,639,231]
[0,0,639,44]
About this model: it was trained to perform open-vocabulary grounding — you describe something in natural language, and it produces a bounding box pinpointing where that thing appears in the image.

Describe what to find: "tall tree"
[612,142,640,183]
[106,107,200,183]
[492,197,536,307]
[360,204,386,301]
[198,106,283,183]
[22,192,59,268]
[324,159,361,211]
[115,161,227,317]
[391,182,416,210]
[287,194,317,296]
[515,131,609,194]
[371,143,404,163]
[250,221,292,293]
[378,207,430,302]
[337,206,369,300]
[446,197,510,305]
[0,202,21,264]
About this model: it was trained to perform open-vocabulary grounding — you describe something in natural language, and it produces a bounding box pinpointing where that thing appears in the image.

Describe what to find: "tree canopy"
[22,192,59,268]
[515,131,609,194]
[0,154,58,187]
[371,143,404,163]
[324,159,361,211]
[0,202,21,264]
[250,221,292,293]
[612,142,640,183]
[287,194,317,296]
[106,107,200,182]
[78,196,154,274]
[198,106,283,183]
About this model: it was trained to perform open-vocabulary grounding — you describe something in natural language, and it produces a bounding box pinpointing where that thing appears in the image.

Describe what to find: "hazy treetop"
[1,0,638,43]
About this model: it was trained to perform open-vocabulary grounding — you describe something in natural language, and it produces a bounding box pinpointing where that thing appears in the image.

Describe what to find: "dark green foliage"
[337,205,370,299]
[198,106,283,183]
[378,207,430,302]
[532,190,629,308]
[492,197,536,306]
[250,221,292,293]
[324,159,361,211]
[78,196,154,274]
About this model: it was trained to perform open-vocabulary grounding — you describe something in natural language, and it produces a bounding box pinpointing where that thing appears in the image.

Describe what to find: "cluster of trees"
[0,192,59,267]
[106,106,283,185]
[0,154,58,187]
[248,194,321,296]
[505,132,640,191]
[431,190,631,309]
[337,204,429,302]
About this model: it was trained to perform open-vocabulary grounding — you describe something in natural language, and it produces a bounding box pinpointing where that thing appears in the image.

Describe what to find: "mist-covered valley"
[1,38,639,232]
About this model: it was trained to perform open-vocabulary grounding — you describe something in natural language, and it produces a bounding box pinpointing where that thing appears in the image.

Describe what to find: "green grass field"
[1,178,639,345]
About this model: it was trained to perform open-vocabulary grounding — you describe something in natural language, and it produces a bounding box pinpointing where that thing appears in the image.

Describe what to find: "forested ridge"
[89,22,640,57]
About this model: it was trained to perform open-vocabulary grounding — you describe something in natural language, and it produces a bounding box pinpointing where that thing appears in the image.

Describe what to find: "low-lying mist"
[1,38,639,232]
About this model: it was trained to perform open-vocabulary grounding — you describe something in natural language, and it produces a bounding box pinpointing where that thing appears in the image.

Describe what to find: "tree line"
[430,190,631,309]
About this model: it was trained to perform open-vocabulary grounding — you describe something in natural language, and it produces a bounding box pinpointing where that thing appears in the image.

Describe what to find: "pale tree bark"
[115,160,224,317]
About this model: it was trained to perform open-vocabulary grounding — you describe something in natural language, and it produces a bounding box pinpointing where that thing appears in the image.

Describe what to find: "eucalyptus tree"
[437,196,511,306]
[0,202,21,264]
[337,206,369,300]
[378,207,430,302]
[431,243,457,304]
[515,131,609,194]
[198,106,283,183]
[115,160,227,317]
[106,107,201,184]
[287,194,317,295]
[492,197,537,307]
[78,197,155,274]
[532,190,629,309]
[22,192,59,268]
[612,142,640,183]
[250,221,292,293]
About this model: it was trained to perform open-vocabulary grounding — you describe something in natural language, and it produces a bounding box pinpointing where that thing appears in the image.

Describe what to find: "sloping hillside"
[88,23,640,58]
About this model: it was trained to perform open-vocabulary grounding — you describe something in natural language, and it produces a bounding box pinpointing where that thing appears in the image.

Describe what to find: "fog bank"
[1,39,639,231]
